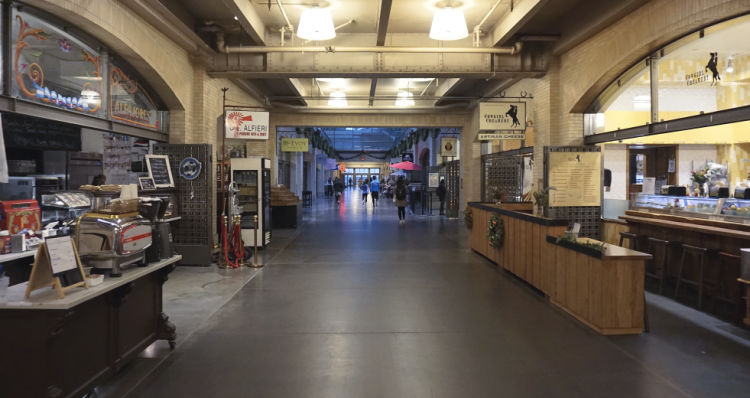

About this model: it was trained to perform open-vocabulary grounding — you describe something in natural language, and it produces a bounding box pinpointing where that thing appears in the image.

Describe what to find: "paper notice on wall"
[0,114,7,183]
[548,152,601,207]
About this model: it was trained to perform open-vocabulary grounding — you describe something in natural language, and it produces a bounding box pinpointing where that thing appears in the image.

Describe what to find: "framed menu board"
[548,151,602,207]
[146,155,174,188]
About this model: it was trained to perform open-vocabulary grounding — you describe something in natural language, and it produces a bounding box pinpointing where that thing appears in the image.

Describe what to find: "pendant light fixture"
[430,2,469,41]
[297,6,336,41]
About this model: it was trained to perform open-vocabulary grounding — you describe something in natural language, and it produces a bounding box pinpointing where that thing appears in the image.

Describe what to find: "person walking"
[333,177,344,206]
[436,179,447,215]
[370,176,380,207]
[360,178,369,205]
[394,177,408,224]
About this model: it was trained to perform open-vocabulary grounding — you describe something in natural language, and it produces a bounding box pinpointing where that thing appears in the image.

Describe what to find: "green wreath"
[487,214,504,248]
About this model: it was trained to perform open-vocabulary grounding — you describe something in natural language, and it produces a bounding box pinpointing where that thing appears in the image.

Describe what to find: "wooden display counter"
[547,237,651,335]
[468,202,567,293]
[0,255,181,398]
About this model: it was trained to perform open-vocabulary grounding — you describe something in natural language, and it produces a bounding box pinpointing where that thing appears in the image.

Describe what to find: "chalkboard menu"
[145,155,174,188]
[2,113,81,151]
[139,177,156,191]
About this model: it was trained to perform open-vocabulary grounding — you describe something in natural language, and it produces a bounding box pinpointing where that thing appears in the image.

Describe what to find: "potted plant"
[691,166,708,196]
[492,188,505,205]
[532,186,555,217]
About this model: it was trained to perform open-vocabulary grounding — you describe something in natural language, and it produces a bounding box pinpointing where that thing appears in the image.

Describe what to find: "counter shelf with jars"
[631,194,750,224]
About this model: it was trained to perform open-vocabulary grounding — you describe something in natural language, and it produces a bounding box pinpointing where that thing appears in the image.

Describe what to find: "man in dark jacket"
[436,179,447,215]
[333,177,344,205]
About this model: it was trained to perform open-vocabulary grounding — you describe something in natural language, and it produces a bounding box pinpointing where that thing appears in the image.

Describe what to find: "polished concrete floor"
[129,189,750,398]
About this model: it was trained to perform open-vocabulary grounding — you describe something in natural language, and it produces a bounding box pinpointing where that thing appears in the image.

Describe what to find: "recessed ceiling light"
[233,16,238,21]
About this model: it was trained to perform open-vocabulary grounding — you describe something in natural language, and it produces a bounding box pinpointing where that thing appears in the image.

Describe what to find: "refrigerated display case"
[631,193,750,222]
[230,157,271,248]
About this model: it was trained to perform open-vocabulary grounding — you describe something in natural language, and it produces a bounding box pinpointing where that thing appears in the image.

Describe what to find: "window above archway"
[584,14,750,138]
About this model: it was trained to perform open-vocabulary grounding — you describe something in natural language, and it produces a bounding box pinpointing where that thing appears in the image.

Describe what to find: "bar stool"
[619,231,639,250]
[645,237,672,295]
[674,244,710,309]
[709,252,743,320]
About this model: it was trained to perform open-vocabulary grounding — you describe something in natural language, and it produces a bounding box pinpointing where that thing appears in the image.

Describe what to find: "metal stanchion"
[248,214,264,268]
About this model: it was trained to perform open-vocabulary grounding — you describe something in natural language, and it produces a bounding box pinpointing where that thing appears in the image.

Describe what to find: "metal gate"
[424,160,460,217]
[480,147,533,203]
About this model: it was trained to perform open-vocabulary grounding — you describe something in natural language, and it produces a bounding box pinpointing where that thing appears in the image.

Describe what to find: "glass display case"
[632,194,750,222]
[40,191,93,224]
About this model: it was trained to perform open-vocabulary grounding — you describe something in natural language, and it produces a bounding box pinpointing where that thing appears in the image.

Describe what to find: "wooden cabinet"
[0,256,180,398]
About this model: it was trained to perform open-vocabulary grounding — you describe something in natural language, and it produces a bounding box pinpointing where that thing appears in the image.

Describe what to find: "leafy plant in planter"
[492,188,506,204]
[554,234,606,254]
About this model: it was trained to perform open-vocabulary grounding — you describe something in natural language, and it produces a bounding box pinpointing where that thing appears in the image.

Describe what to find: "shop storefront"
[581,13,750,324]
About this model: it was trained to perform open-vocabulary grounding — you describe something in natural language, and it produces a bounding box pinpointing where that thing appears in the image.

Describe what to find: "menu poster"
[45,236,84,287]
[548,152,602,207]
[146,155,174,188]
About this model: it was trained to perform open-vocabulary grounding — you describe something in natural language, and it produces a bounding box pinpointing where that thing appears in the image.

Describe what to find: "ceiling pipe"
[275,0,294,33]
[473,0,503,47]
[223,45,520,54]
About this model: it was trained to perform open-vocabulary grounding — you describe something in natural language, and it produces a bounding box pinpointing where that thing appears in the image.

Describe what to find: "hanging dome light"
[328,91,348,107]
[297,7,336,41]
[430,6,468,41]
[395,91,415,107]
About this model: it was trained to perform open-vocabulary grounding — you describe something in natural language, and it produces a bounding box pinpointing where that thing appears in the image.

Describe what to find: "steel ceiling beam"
[491,0,548,46]
[370,0,393,106]
[220,0,268,46]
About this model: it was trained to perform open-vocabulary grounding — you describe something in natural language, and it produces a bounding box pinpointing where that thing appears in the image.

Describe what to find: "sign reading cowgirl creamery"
[225,110,269,140]
[479,102,526,131]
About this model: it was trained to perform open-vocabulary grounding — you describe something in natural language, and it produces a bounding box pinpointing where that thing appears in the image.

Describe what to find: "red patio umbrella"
[389,161,422,171]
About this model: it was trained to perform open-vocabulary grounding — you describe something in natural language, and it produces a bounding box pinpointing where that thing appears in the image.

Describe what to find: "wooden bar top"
[620,214,750,240]
[468,202,568,226]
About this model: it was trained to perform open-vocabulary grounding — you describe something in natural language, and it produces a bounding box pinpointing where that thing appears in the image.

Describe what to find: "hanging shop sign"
[179,157,202,180]
[326,158,337,170]
[110,66,160,130]
[548,152,602,207]
[12,11,104,118]
[225,110,269,140]
[402,152,414,162]
[479,102,526,131]
[440,137,457,157]
[281,138,309,152]
[478,132,526,141]
[338,163,347,173]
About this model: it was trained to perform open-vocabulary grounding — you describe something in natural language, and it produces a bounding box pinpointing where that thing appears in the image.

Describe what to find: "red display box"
[0,200,41,234]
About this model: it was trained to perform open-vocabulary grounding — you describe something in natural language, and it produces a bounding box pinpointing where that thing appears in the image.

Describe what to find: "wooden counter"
[0,255,181,398]
[621,210,747,317]
[468,202,567,294]
[547,237,650,335]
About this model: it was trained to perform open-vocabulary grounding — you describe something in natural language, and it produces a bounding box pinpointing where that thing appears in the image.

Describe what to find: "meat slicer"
[75,211,152,277]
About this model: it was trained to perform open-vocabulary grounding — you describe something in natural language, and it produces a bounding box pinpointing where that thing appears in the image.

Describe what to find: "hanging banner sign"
[478,132,527,141]
[110,66,160,130]
[326,158,337,170]
[225,110,270,140]
[479,102,526,131]
[440,137,457,157]
[281,138,309,152]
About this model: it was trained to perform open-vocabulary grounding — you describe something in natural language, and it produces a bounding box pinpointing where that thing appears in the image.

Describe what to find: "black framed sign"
[138,177,156,191]
[145,154,174,188]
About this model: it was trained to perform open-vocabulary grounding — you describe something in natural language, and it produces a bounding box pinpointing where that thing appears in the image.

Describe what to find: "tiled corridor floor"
[128,189,750,397]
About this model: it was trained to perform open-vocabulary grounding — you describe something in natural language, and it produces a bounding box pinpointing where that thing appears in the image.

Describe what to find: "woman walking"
[360,178,370,205]
[394,177,408,224]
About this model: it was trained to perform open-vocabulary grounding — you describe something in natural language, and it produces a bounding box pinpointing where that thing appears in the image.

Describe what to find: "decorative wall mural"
[13,13,103,115]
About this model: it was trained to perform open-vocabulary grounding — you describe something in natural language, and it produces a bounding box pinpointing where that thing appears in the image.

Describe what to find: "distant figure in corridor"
[370,176,380,207]
[395,177,408,224]
[333,177,344,206]
[360,178,369,205]
[436,179,447,215]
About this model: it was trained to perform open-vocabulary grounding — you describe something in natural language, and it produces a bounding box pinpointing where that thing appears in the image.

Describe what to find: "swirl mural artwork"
[13,14,103,115]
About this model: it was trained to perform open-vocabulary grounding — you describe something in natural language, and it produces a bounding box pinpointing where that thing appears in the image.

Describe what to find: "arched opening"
[419,148,430,168]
